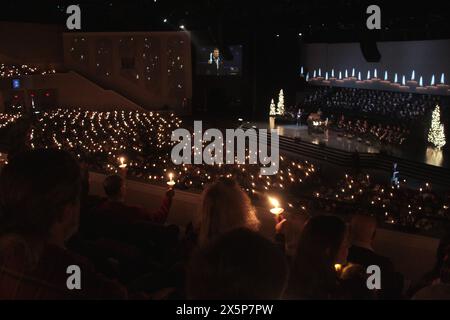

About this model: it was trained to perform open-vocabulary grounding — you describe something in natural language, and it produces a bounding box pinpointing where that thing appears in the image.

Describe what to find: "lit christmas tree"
[269,99,277,116]
[428,105,446,150]
[276,89,285,116]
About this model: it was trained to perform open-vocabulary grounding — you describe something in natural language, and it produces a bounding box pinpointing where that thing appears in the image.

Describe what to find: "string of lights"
[0,64,56,78]
[0,113,23,129]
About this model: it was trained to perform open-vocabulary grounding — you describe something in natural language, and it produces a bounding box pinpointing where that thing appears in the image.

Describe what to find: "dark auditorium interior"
[0,0,450,304]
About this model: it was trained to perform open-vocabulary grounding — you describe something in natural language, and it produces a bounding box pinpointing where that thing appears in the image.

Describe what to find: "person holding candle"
[268,196,288,243]
[196,177,260,245]
[85,175,176,248]
[286,215,349,299]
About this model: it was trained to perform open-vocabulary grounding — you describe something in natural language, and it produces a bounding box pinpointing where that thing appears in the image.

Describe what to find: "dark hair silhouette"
[187,228,288,300]
[0,149,81,238]
[288,215,347,299]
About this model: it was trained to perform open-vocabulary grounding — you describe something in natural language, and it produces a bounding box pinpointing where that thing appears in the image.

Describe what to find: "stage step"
[241,125,450,187]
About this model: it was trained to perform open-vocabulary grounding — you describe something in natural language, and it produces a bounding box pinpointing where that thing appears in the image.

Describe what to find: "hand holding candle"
[118,156,127,178]
[268,196,286,227]
[268,196,284,215]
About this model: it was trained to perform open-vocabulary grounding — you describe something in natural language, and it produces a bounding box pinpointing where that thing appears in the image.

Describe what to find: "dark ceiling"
[1,0,449,42]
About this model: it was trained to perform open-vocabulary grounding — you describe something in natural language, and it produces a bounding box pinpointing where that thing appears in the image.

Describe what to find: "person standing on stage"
[297,108,302,126]
[391,163,400,186]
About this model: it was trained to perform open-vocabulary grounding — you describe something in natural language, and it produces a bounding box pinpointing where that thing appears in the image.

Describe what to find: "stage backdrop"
[301,40,450,95]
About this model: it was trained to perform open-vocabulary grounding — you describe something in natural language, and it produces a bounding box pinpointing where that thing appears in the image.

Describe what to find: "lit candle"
[334,264,342,272]
[167,172,176,186]
[118,156,127,168]
[268,196,284,215]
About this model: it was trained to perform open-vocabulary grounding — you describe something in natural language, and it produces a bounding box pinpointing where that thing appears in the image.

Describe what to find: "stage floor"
[249,120,449,169]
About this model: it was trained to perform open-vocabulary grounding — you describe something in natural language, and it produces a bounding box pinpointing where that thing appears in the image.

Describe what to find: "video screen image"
[196,45,242,76]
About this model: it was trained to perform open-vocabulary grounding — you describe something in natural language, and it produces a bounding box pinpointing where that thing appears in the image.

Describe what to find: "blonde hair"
[198,178,260,245]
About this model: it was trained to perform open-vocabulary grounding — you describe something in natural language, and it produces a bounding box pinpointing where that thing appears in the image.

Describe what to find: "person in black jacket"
[206,48,224,76]
[347,214,404,299]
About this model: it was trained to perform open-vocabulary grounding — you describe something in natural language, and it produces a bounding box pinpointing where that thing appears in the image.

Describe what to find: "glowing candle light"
[411,70,415,81]
[334,264,342,272]
[431,74,435,86]
[167,172,176,186]
[352,68,355,77]
[441,73,445,84]
[118,156,127,168]
[384,70,388,81]
[268,196,284,216]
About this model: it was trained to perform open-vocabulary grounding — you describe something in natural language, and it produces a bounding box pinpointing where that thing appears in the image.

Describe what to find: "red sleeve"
[137,195,172,224]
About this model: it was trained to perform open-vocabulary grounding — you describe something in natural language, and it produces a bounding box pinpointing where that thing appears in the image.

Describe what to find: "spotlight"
[163,18,168,23]
[179,25,185,30]
[298,32,302,36]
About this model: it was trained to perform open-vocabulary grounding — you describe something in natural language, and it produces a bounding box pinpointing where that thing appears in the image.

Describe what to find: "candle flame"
[268,196,280,208]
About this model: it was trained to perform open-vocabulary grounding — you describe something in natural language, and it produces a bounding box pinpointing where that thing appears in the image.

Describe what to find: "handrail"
[242,124,450,187]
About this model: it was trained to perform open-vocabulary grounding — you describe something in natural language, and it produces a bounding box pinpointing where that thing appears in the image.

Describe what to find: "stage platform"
[249,120,449,170]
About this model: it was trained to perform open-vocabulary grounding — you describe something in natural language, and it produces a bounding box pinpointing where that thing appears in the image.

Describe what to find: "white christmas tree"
[276,89,285,116]
[269,99,277,116]
[428,105,446,150]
